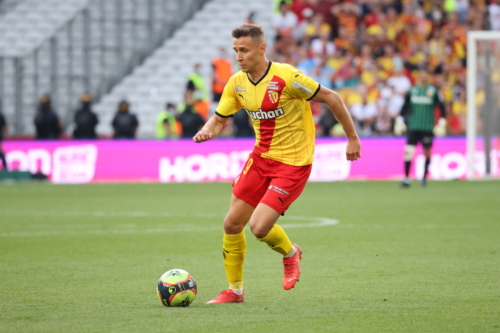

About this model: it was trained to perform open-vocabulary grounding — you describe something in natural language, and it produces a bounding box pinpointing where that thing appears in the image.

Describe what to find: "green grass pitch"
[0,181,499,332]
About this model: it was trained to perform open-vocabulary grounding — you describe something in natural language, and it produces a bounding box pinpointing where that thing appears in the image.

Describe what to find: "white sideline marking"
[0,211,339,237]
[279,216,339,228]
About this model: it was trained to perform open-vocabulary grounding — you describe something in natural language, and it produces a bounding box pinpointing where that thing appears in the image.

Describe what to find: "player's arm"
[312,86,361,161]
[435,89,446,119]
[194,75,239,143]
[394,92,410,135]
[193,114,230,143]
[433,89,447,137]
[400,92,411,119]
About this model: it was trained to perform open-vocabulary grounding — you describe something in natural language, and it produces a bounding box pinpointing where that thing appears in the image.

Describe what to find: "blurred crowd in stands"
[0,0,499,141]
[159,0,500,139]
[268,0,499,137]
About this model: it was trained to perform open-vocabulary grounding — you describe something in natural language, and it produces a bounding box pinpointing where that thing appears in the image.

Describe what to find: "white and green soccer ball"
[157,269,197,307]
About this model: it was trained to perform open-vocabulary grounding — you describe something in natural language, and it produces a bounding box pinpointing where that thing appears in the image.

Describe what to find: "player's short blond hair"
[232,24,265,44]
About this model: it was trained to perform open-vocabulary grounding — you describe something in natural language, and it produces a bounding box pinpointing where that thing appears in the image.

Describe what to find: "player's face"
[233,36,265,73]
[418,70,429,85]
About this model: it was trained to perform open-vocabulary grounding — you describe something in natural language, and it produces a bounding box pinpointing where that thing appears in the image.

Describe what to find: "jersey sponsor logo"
[245,107,285,120]
[235,85,246,92]
[267,81,280,90]
[292,80,313,95]
[411,95,433,104]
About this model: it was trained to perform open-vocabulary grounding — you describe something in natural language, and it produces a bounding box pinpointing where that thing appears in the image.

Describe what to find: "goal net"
[466,31,500,179]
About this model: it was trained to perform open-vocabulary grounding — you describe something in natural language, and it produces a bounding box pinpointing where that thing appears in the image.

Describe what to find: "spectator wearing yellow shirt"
[383,7,405,41]
[376,44,397,76]
[327,48,347,72]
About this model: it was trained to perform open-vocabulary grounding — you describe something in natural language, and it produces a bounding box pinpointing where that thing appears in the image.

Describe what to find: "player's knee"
[223,216,245,234]
[404,145,416,161]
[249,221,270,239]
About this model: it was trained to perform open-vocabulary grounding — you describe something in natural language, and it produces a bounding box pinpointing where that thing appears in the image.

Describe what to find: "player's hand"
[193,130,214,143]
[394,116,407,136]
[433,118,447,137]
[346,137,361,161]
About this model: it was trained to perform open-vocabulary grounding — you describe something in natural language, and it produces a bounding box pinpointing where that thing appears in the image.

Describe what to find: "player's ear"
[260,42,266,55]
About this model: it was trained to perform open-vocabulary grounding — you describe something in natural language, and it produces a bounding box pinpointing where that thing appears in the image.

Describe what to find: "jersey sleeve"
[215,76,241,118]
[285,65,321,101]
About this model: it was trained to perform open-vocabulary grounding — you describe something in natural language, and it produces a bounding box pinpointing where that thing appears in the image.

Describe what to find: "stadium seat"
[1,0,205,135]
[91,0,273,137]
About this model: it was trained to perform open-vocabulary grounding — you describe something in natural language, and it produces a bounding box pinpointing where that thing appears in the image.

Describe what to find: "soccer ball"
[157,269,197,307]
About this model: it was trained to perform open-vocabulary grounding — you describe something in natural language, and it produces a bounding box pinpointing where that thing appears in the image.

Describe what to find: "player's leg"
[221,194,253,291]
[401,131,417,188]
[207,196,254,304]
[251,164,311,290]
[249,203,291,255]
[250,204,302,289]
[207,154,268,304]
[251,206,302,291]
[421,133,433,187]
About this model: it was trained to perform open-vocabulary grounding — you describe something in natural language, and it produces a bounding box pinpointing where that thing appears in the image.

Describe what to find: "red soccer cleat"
[206,289,244,304]
[282,243,302,290]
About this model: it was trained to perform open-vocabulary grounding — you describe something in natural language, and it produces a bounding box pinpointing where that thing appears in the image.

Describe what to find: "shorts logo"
[269,185,289,195]
[245,107,284,120]
[292,81,313,95]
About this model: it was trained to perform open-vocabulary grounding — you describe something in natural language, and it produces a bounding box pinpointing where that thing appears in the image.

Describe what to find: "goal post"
[466,31,500,180]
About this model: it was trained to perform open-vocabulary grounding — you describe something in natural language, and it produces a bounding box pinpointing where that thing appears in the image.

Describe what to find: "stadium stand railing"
[0,0,210,136]
[93,0,273,137]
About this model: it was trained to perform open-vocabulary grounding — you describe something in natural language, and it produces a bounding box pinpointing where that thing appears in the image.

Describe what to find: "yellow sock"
[256,224,293,256]
[223,230,246,290]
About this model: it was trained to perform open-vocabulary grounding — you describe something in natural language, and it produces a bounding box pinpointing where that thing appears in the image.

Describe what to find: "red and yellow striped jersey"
[216,62,320,166]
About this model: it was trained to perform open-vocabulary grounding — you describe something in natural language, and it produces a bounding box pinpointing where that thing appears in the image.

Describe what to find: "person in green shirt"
[396,67,446,188]
[155,103,177,139]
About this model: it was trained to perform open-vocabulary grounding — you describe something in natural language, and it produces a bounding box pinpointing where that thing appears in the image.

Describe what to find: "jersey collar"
[247,61,272,86]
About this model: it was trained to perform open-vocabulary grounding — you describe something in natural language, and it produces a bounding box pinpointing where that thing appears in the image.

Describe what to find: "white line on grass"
[0,211,339,237]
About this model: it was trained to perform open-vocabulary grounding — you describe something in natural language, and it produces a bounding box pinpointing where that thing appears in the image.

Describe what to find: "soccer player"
[396,67,446,188]
[193,24,361,304]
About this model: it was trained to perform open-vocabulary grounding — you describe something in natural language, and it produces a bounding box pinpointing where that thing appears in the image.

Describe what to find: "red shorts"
[232,152,312,215]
